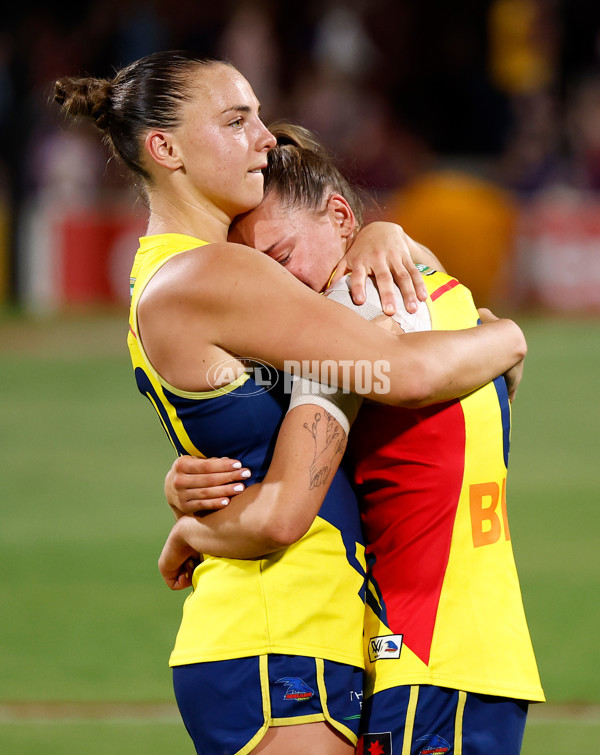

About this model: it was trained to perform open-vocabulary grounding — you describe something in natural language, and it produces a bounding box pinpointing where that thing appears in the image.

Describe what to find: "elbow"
[387,367,438,409]
[260,515,310,550]
[500,318,527,362]
[516,328,528,361]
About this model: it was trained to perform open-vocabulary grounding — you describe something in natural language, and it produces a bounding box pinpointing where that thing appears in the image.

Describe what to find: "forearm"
[392,318,527,407]
[164,486,282,560]
[163,405,348,560]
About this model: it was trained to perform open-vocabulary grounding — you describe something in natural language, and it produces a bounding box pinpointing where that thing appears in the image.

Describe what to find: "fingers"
[406,258,428,304]
[173,472,251,497]
[168,456,252,514]
[349,248,425,316]
[405,239,429,302]
[172,455,247,476]
[369,265,398,315]
[329,258,348,286]
[477,307,497,323]
[347,266,368,305]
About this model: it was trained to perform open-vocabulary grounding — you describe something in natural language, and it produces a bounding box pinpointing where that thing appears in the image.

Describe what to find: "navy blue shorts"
[358,685,528,755]
[173,654,363,754]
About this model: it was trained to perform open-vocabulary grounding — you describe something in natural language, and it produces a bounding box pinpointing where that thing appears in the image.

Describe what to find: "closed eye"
[264,246,292,266]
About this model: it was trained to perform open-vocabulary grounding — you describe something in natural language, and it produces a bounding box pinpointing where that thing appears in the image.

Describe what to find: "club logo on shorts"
[416,733,451,754]
[357,731,391,755]
[275,676,314,701]
[368,634,403,662]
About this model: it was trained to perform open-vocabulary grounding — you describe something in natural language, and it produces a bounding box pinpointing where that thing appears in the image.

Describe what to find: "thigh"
[359,685,528,755]
[173,655,363,755]
[253,721,355,754]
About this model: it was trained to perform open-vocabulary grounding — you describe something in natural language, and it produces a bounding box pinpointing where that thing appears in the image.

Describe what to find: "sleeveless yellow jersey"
[128,234,366,668]
[342,267,544,702]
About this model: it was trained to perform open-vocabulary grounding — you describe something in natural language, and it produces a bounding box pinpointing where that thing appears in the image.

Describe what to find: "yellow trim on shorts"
[269,658,329,730]
[402,686,419,755]
[316,657,358,745]
[454,690,467,755]
[240,655,358,751]
[237,656,271,755]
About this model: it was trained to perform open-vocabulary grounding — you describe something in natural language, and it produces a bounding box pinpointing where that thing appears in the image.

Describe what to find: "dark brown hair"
[263,121,365,228]
[53,50,231,182]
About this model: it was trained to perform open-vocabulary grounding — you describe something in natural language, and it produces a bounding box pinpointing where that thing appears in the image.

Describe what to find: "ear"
[327,194,357,239]
[144,130,183,171]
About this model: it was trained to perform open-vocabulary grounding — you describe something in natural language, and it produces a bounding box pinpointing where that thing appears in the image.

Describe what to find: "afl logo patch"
[368,634,403,662]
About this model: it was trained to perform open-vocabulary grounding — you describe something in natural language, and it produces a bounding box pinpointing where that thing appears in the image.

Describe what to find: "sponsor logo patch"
[275,676,314,702]
[416,733,451,754]
[368,634,403,662]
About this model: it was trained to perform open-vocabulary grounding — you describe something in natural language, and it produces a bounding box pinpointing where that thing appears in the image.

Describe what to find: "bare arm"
[140,242,526,408]
[158,404,349,587]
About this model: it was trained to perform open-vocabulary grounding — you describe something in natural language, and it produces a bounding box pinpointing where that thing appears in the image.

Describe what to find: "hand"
[504,357,525,402]
[165,456,251,517]
[158,523,202,590]
[478,308,526,402]
[330,221,429,315]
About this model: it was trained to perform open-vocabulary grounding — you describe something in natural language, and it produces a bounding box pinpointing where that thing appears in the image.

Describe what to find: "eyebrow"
[221,103,262,115]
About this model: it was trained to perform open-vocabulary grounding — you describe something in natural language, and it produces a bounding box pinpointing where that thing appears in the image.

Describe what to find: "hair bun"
[54,76,113,128]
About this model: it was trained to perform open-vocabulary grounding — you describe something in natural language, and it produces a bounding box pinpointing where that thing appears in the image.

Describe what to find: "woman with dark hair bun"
[54,51,527,754]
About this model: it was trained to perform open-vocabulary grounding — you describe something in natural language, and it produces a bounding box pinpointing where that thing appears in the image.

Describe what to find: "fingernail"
[232,461,242,469]
[220,499,229,506]
[233,484,245,492]
[240,470,251,478]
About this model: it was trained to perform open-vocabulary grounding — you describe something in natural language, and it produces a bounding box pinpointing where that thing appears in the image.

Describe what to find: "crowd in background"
[2,0,600,308]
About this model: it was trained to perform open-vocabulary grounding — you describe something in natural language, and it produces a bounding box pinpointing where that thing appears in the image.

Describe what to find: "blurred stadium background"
[1,1,599,753]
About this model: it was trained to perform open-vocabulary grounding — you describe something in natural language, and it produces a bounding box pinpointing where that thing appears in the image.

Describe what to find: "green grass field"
[0,310,598,753]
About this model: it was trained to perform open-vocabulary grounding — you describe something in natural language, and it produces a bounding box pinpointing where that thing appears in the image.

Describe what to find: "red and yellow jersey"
[333,268,544,702]
[128,234,367,670]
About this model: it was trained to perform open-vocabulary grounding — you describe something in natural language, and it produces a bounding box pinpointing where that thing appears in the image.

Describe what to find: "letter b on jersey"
[469,479,511,548]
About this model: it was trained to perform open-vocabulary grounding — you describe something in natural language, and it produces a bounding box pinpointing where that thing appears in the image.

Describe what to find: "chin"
[238,190,264,215]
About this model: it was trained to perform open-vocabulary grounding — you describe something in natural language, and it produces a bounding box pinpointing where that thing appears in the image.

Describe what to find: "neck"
[145,190,231,243]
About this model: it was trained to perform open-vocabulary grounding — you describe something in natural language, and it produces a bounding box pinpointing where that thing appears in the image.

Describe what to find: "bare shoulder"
[140,241,286,308]
[152,241,291,301]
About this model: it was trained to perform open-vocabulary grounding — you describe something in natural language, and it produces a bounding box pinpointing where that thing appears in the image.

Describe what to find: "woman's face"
[230,191,351,292]
[173,64,276,219]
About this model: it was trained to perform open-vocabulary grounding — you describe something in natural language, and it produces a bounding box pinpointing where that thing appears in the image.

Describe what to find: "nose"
[258,119,277,151]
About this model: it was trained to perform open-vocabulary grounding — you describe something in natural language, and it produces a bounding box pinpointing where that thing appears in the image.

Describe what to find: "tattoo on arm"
[303,410,347,489]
